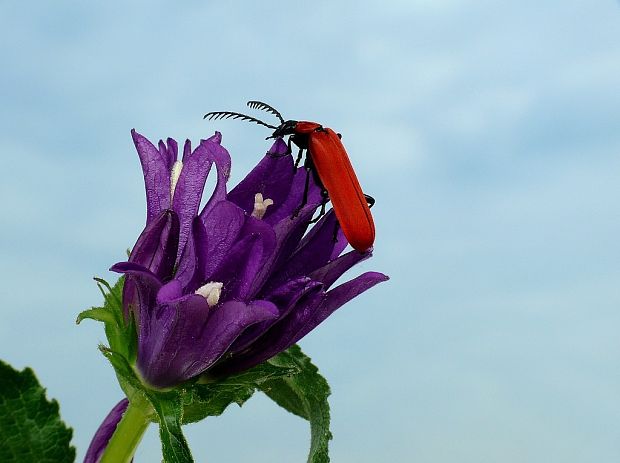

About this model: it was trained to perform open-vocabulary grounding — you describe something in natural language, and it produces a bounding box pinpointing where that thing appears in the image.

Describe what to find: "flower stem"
[100,395,152,463]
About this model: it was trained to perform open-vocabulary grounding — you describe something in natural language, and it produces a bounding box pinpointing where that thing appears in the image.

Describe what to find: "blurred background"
[1,1,619,461]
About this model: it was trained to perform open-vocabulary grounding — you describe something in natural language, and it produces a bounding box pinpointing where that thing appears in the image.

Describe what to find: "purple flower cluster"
[112,130,387,389]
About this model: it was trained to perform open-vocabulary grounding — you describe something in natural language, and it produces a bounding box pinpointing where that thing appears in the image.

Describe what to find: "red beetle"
[205,101,375,252]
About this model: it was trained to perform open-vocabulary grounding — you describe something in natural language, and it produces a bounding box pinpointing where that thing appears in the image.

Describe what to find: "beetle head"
[270,120,298,139]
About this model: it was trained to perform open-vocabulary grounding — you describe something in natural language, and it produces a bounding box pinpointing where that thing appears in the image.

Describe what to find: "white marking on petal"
[195,281,223,307]
[251,192,274,219]
[170,160,184,202]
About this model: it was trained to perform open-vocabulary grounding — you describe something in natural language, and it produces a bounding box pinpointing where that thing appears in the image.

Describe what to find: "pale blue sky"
[1,1,619,462]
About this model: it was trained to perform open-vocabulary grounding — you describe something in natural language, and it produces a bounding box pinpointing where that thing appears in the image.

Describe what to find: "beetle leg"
[308,203,326,224]
[332,218,340,242]
[308,190,329,224]
[292,167,312,218]
[286,138,298,171]
[294,147,304,168]
[364,194,376,208]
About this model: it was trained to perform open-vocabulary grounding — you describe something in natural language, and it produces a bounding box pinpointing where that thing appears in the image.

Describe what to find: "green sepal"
[260,345,333,463]
[149,392,193,463]
[77,276,136,363]
[76,306,115,325]
[99,346,144,395]
[0,360,76,463]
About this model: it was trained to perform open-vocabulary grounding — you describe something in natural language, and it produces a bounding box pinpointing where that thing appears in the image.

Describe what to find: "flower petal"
[227,141,295,219]
[239,216,277,297]
[211,288,323,376]
[218,272,388,374]
[174,216,203,290]
[207,215,277,301]
[267,210,346,289]
[128,209,179,281]
[158,137,178,171]
[200,201,245,281]
[269,137,288,156]
[136,294,211,388]
[156,279,183,304]
[179,300,278,380]
[208,233,258,300]
[131,129,171,224]
[296,209,348,261]
[308,249,372,289]
[271,204,316,263]
[177,206,244,293]
[110,261,162,322]
[123,210,178,321]
[229,277,323,354]
[255,202,320,295]
[291,271,389,343]
[181,138,192,162]
[171,137,216,262]
[199,133,232,219]
[263,167,322,226]
[137,298,278,388]
[83,399,129,463]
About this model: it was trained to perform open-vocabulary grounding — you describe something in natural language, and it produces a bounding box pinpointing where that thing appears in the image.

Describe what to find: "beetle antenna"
[247,101,285,124]
[203,111,278,130]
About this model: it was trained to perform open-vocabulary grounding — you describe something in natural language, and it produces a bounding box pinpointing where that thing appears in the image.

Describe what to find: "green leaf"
[0,360,76,463]
[218,361,301,385]
[181,383,256,425]
[181,359,301,425]
[260,372,307,419]
[259,345,332,463]
[150,393,193,463]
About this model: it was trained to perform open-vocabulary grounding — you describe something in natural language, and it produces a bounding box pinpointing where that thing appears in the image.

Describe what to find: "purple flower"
[112,130,388,389]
